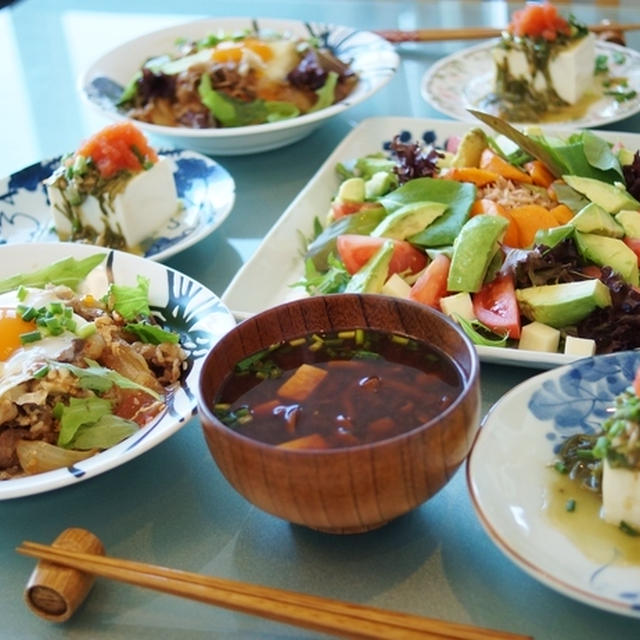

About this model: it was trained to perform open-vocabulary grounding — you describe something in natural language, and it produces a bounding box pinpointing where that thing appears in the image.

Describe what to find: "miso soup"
[212,329,463,449]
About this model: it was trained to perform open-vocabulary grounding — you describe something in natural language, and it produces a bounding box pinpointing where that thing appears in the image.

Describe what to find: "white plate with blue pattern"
[468,350,640,618]
[80,17,399,155]
[0,243,236,499]
[0,149,235,262]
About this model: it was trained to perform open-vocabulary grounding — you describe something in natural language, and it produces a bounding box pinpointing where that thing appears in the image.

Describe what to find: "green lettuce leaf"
[54,358,163,401]
[309,71,338,113]
[55,396,113,447]
[71,414,139,450]
[379,178,476,247]
[105,275,151,320]
[125,322,179,345]
[0,254,105,294]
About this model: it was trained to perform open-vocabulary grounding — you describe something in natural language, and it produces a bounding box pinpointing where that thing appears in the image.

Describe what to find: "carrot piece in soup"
[277,363,328,402]
[277,433,328,450]
[480,149,533,184]
[75,122,159,179]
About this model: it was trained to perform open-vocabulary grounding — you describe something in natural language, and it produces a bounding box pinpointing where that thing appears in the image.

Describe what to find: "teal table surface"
[2,1,640,638]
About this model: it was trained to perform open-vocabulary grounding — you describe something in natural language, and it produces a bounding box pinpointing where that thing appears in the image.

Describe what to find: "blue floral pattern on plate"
[0,243,236,500]
[0,149,235,261]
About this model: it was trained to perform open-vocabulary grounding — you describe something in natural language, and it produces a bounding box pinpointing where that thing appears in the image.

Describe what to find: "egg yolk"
[0,309,37,361]
[211,38,274,64]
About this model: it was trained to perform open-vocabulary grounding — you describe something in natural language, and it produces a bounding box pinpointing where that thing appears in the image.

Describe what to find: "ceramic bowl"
[197,294,481,533]
[80,17,399,156]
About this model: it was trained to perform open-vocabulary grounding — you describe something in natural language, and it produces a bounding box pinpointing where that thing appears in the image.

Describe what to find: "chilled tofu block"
[492,32,595,105]
[518,321,560,352]
[439,292,475,322]
[49,157,179,248]
[602,459,640,529]
[564,335,596,356]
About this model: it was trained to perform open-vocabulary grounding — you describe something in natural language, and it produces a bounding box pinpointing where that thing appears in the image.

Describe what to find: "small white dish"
[0,243,235,499]
[0,149,235,261]
[468,350,640,618]
[221,115,640,370]
[421,39,640,128]
[80,17,399,155]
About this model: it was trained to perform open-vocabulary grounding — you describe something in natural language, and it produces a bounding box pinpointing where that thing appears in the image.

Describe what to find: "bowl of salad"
[80,17,399,155]
[0,242,235,499]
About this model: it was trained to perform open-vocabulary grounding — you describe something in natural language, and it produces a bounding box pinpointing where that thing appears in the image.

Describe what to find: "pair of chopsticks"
[17,541,532,640]
[375,22,640,43]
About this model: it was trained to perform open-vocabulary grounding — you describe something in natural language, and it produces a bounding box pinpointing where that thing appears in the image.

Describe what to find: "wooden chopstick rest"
[24,527,105,622]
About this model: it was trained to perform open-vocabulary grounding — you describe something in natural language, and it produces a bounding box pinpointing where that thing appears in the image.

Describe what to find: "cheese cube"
[518,321,560,352]
[49,157,179,249]
[602,459,640,529]
[381,273,411,299]
[439,292,475,322]
[563,335,596,356]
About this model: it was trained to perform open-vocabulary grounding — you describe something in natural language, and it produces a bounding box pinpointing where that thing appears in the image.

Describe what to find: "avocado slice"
[370,201,446,240]
[447,214,508,292]
[335,177,366,204]
[365,171,396,199]
[516,279,612,328]
[572,202,624,238]
[615,210,640,239]
[562,175,640,214]
[574,231,639,286]
[345,240,394,293]
[534,224,574,249]
[451,128,487,168]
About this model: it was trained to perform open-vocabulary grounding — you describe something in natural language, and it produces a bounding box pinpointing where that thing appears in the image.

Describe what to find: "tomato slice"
[408,253,450,308]
[623,237,640,265]
[331,201,381,220]
[472,273,521,339]
[336,234,427,276]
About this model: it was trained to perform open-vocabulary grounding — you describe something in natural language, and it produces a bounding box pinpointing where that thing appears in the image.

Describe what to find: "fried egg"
[0,288,89,400]
[210,37,300,82]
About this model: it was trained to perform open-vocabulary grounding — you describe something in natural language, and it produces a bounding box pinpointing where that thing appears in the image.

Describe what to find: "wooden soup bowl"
[197,294,481,534]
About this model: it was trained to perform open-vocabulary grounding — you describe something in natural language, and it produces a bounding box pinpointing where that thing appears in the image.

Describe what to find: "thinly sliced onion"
[16,440,96,475]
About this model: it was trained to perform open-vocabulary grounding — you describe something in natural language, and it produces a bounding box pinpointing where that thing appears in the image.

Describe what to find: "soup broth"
[212,329,463,449]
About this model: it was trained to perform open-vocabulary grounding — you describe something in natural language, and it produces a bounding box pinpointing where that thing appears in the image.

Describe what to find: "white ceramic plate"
[468,350,640,617]
[0,243,236,499]
[421,39,640,128]
[222,116,640,370]
[0,149,235,262]
[80,17,399,155]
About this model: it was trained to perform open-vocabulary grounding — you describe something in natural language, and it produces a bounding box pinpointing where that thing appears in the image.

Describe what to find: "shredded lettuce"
[125,322,179,345]
[55,396,112,447]
[0,254,105,294]
[105,275,151,320]
[309,71,338,113]
[71,414,139,450]
[54,358,163,401]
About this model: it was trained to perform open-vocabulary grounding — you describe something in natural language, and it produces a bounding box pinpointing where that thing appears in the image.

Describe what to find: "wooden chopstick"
[17,541,532,640]
[375,22,640,43]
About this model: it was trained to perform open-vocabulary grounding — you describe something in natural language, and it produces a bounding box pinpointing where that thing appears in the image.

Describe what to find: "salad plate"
[222,116,640,370]
[468,350,640,618]
[80,17,399,155]
[0,243,235,500]
[421,39,640,129]
[0,149,235,262]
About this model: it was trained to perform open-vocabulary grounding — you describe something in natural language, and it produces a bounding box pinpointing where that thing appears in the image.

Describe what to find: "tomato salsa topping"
[73,121,159,179]
[508,2,571,41]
